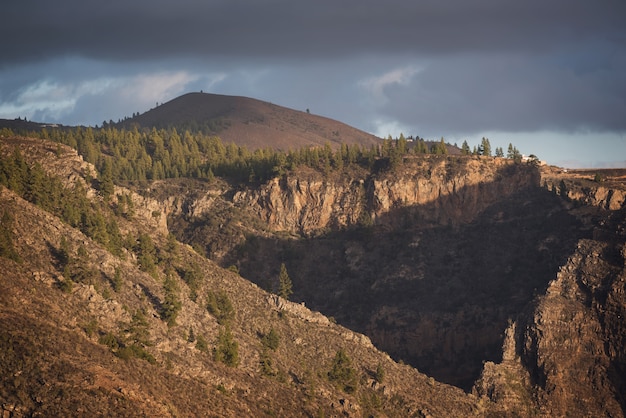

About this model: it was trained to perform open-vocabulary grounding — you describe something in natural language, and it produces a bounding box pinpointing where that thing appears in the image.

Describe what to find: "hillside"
[156,154,626,416]
[1,135,625,417]
[0,137,477,417]
[116,92,382,151]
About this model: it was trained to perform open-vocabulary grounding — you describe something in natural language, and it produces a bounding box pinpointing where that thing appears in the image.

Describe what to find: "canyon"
[1,135,625,416]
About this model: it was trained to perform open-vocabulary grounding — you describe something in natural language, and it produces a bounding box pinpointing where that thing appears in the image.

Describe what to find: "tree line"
[1,126,524,185]
[460,137,522,161]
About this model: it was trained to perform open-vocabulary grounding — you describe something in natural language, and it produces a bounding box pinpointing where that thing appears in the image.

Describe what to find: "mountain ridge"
[116,92,382,151]
[1,133,626,416]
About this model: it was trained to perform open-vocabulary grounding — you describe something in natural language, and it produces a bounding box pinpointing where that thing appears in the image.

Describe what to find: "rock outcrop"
[474,209,626,417]
[233,156,540,235]
[541,166,626,210]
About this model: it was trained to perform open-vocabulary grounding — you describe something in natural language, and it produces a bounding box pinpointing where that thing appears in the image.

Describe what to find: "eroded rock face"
[234,174,365,234]
[522,237,626,417]
[474,210,626,417]
[156,154,625,410]
[541,166,626,211]
[227,158,577,390]
[233,157,539,235]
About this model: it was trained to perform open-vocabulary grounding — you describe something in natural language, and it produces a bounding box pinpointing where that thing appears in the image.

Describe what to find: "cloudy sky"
[2,1,625,168]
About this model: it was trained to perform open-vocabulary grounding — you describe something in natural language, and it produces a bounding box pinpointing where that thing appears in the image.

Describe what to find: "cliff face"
[474,208,626,417]
[221,157,587,391]
[522,222,626,416]
[541,165,626,210]
[160,155,626,405]
[232,156,540,235]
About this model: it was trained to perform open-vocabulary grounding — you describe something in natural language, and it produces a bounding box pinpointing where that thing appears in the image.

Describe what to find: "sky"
[1,1,625,168]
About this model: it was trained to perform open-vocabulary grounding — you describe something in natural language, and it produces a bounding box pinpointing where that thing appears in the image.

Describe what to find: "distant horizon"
[2,90,625,171]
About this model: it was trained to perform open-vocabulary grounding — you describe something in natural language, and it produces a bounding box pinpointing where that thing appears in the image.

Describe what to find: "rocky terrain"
[1,134,625,417]
[474,202,626,417]
[1,137,478,417]
[159,151,626,414]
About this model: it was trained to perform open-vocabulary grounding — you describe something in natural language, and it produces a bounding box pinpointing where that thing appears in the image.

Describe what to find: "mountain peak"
[119,92,381,151]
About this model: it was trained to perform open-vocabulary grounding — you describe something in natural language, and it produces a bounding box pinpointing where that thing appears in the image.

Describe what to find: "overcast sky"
[2,1,625,168]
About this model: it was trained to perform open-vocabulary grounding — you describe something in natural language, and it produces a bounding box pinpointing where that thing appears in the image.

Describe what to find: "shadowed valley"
[1,93,625,417]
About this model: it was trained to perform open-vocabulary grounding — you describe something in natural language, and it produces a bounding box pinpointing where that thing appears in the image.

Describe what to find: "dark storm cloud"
[2,0,624,65]
[372,51,626,137]
[1,1,625,167]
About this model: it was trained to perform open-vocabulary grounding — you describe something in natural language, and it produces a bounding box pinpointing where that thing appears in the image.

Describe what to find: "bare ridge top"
[120,92,382,151]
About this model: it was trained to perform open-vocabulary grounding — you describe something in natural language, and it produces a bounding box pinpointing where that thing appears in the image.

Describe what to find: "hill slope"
[117,92,382,151]
[0,137,477,417]
[2,136,625,417]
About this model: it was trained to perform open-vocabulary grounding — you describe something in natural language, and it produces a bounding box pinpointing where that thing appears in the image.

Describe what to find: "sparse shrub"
[206,290,235,325]
[99,332,120,351]
[192,243,207,257]
[374,362,385,384]
[213,326,239,367]
[328,349,358,393]
[196,335,209,353]
[117,344,156,364]
[98,313,156,364]
[0,211,21,263]
[83,319,98,337]
[261,327,280,351]
[59,278,73,293]
[360,391,383,412]
[161,273,182,327]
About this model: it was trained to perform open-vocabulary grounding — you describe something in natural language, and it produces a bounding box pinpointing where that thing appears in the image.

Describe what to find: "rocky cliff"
[232,156,540,235]
[475,207,626,416]
[541,165,626,210]
[3,135,626,416]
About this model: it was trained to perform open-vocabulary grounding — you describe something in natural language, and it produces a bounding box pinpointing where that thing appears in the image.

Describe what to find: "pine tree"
[262,327,280,351]
[461,140,471,155]
[481,137,492,157]
[206,290,235,325]
[112,267,123,292]
[214,326,239,367]
[328,349,357,393]
[161,273,182,327]
[507,143,515,159]
[98,158,115,200]
[135,233,157,274]
[278,263,293,300]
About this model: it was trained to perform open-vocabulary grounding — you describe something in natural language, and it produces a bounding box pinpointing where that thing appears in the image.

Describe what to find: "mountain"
[117,92,382,151]
[1,131,626,417]
[0,137,475,417]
